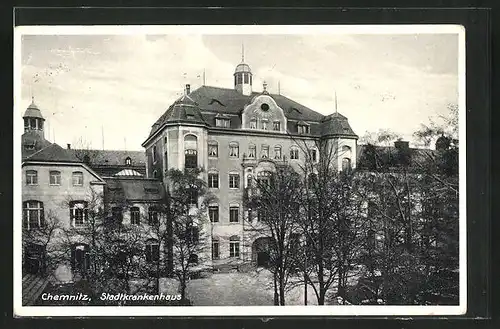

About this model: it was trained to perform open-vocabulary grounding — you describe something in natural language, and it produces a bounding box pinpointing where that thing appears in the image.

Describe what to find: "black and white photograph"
[14,25,466,316]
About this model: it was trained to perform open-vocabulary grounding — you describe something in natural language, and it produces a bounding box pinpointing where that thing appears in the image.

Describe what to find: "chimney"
[67,143,71,150]
[394,140,409,150]
[185,84,191,95]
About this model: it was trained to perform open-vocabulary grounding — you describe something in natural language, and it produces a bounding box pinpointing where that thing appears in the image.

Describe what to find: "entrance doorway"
[252,237,273,268]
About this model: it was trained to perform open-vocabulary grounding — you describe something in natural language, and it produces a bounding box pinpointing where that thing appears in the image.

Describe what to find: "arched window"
[246,174,253,188]
[247,144,256,158]
[22,201,44,229]
[25,170,38,186]
[70,201,88,227]
[229,142,239,158]
[72,171,83,186]
[274,146,282,160]
[184,134,198,169]
[229,235,240,258]
[341,145,352,158]
[125,157,132,166]
[145,239,160,262]
[261,145,269,159]
[342,158,352,172]
[188,253,199,264]
[212,237,220,260]
[152,145,157,163]
[208,141,218,158]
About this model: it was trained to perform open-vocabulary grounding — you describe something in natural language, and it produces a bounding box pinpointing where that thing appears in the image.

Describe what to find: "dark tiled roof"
[21,131,52,160]
[104,177,165,203]
[147,86,328,139]
[69,149,146,167]
[320,112,357,137]
[24,143,80,163]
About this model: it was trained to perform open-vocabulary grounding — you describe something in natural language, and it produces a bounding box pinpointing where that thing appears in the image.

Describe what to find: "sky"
[17,28,460,151]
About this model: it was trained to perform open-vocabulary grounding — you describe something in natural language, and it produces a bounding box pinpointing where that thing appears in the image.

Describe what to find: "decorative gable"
[241,94,287,133]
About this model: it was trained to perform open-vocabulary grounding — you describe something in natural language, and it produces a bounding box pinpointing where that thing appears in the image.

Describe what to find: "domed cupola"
[234,45,253,96]
[23,98,45,138]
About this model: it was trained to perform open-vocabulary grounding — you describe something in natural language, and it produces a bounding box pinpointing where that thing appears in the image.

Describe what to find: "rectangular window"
[49,171,61,185]
[248,145,256,158]
[72,172,83,186]
[273,121,281,131]
[208,143,218,157]
[212,240,220,259]
[261,145,269,159]
[146,242,160,262]
[70,202,88,227]
[309,149,317,162]
[229,144,239,158]
[229,174,240,189]
[290,148,299,160]
[26,170,38,185]
[229,206,239,223]
[152,145,157,163]
[23,201,44,229]
[216,118,230,128]
[250,120,257,129]
[261,120,268,130]
[130,207,140,225]
[185,149,198,169]
[229,242,240,258]
[208,173,219,188]
[298,125,309,134]
[148,208,159,226]
[209,206,219,223]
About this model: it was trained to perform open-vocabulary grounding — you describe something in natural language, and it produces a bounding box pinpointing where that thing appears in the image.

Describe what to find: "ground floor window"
[212,238,220,260]
[71,243,90,276]
[22,200,45,229]
[145,239,160,262]
[229,235,240,258]
[24,242,46,275]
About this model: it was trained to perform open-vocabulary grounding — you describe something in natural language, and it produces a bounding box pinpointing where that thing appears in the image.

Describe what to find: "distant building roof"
[356,143,436,171]
[104,177,165,203]
[24,143,80,163]
[115,169,144,177]
[69,149,146,167]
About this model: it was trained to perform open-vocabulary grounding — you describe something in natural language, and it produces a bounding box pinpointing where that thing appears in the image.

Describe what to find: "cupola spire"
[234,44,253,96]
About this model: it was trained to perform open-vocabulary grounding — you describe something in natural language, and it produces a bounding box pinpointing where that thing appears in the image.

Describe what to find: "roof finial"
[263,81,268,93]
[334,90,338,113]
[241,43,245,62]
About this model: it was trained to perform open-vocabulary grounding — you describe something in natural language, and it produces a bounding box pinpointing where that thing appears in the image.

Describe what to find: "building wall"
[22,163,105,282]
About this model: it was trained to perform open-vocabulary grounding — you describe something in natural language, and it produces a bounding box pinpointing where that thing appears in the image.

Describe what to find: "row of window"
[248,119,281,131]
[211,236,240,259]
[208,142,316,161]
[208,205,269,223]
[22,201,163,229]
[207,173,241,189]
[25,170,83,186]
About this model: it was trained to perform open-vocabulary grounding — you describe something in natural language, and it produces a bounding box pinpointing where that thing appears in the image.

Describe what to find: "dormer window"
[261,119,268,130]
[125,157,132,166]
[215,117,231,128]
[250,118,257,129]
[297,123,309,134]
[273,121,281,131]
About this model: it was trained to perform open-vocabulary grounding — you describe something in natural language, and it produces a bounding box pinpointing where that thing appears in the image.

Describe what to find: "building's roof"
[104,177,165,203]
[115,169,144,177]
[69,149,146,167]
[235,63,252,74]
[23,101,45,120]
[320,112,357,137]
[147,85,335,141]
[24,143,81,163]
[21,131,53,160]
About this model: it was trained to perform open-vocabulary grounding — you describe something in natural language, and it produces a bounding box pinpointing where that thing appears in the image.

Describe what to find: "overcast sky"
[18,30,460,151]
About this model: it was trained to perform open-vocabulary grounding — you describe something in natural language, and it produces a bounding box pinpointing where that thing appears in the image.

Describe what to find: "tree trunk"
[273,271,279,305]
[279,270,286,306]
